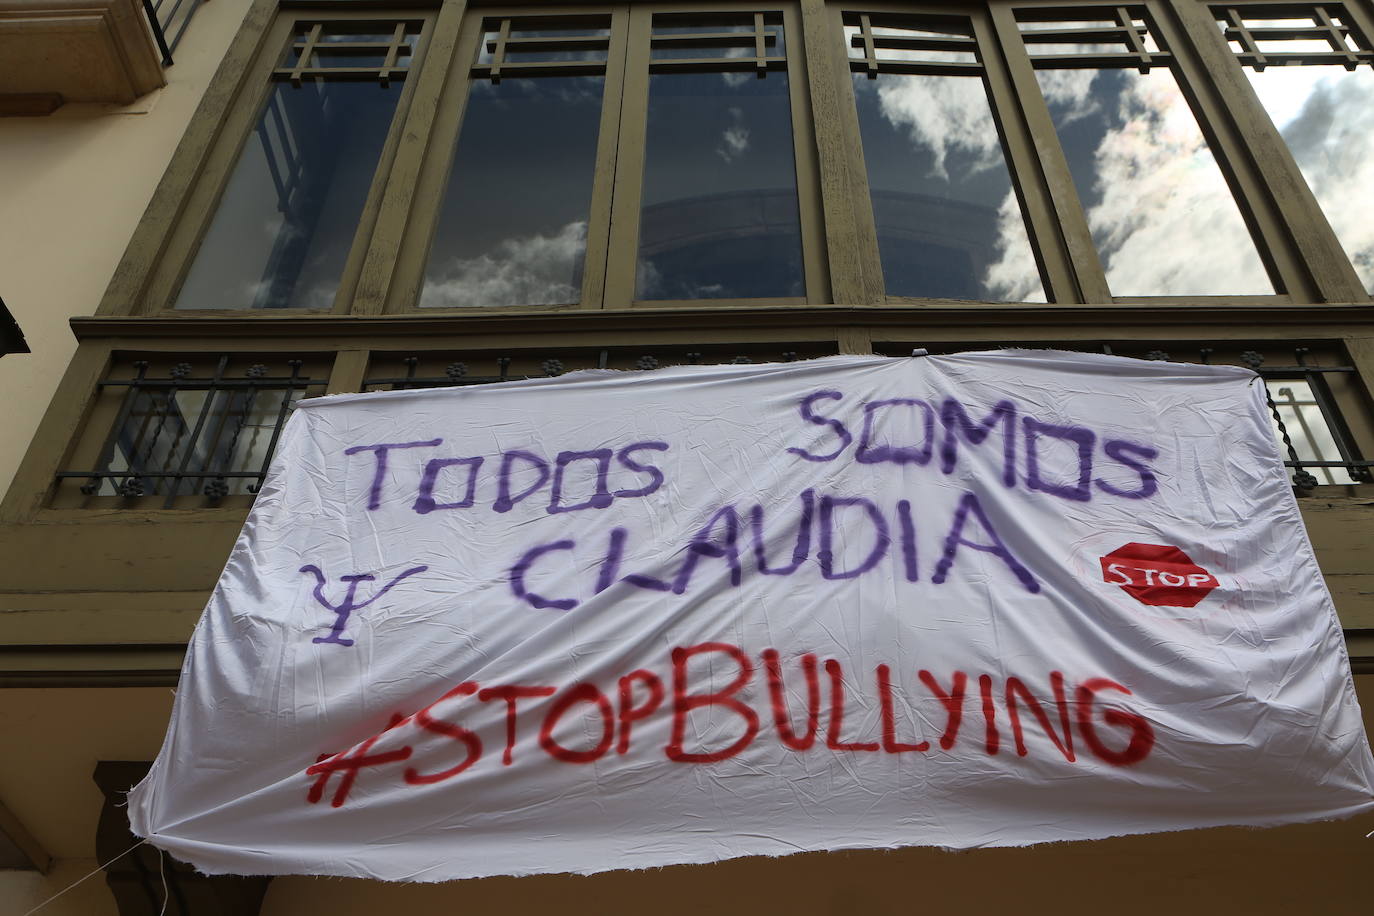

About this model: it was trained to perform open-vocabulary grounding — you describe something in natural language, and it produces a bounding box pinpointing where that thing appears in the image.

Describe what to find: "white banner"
[130,351,1374,880]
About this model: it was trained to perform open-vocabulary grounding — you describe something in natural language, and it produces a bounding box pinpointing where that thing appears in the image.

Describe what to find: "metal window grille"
[279,20,424,87]
[1213,3,1374,69]
[473,15,613,80]
[1109,345,1372,487]
[1015,6,1169,71]
[56,356,327,507]
[844,12,983,76]
[648,11,786,73]
[874,341,1373,490]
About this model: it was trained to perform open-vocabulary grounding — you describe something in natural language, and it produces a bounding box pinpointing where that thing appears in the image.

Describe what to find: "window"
[41,0,1372,513]
[841,10,1046,301]
[136,4,832,313]
[633,11,807,300]
[172,18,425,311]
[1214,2,1374,293]
[115,1,1374,313]
[1010,4,1274,296]
[420,14,616,309]
[406,4,823,311]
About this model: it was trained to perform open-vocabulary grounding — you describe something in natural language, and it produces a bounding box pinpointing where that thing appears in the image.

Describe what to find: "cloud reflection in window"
[1037,67,1273,296]
[423,221,586,308]
[1246,67,1374,294]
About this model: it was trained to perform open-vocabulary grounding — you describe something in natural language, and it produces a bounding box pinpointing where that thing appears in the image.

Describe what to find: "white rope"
[158,846,169,916]
[20,839,146,916]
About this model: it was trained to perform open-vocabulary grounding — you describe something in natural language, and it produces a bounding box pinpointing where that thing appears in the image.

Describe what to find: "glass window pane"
[1242,66,1374,293]
[422,77,605,308]
[1026,41,1131,55]
[175,81,402,310]
[852,72,1044,302]
[636,71,803,300]
[1019,20,1118,31]
[1034,67,1273,296]
[107,387,305,497]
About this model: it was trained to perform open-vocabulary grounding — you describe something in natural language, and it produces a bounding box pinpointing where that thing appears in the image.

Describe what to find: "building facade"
[1,0,1373,912]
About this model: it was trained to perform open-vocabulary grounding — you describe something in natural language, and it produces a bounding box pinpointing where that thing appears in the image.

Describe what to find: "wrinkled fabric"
[129,351,1374,881]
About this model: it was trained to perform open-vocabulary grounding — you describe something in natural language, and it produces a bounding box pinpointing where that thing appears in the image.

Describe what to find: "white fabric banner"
[129,351,1374,880]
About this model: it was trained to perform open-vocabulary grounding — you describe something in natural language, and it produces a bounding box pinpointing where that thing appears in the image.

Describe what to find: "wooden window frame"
[987,0,1373,304]
[94,0,1374,317]
[384,3,632,313]
[824,1,1069,304]
[823,0,1374,305]
[110,3,441,317]
[608,2,828,310]
[1199,0,1374,300]
[384,1,828,314]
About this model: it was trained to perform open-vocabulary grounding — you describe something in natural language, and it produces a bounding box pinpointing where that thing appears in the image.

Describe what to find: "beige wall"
[0,858,119,916]
[0,0,254,503]
[0,688,173,860]
[0,687,172,916]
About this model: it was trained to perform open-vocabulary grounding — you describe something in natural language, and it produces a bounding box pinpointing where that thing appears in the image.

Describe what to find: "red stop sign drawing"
[1100,543,1220,608]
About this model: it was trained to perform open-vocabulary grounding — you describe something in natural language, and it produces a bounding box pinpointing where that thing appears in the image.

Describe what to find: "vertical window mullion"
[972,9,1077,303]
[354,0,471,315]
[601,6,654,306]
[804,0,885,304]
[987,2,1110,302]
[579,5,634,309]
[1340,0,1374,50]
[384,10,488,312]
[784,4,832,303]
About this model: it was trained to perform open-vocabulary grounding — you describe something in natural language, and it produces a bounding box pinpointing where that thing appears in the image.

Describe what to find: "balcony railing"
[53,343,1372,509]
[141,0,208,66]
[55,355,327,508]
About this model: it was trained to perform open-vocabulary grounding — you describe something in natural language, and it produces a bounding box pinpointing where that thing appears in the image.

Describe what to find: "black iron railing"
[55,343,1371,507]
[141,0,208,67]
[57,356,326,507]
[1114,344,1373,489]
[54,347,830,508]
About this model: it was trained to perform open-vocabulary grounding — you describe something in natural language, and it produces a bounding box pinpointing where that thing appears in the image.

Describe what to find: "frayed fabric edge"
[144,798,1374,883]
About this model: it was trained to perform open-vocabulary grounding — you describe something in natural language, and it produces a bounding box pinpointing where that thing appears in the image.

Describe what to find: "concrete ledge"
[0,0,166,105]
